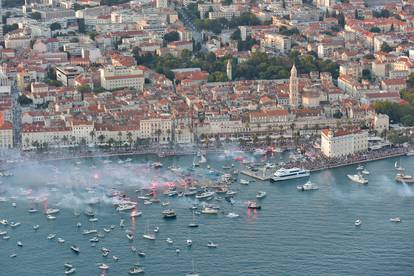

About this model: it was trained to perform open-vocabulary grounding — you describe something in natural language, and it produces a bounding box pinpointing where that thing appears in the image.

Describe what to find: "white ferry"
[270,168,310,182]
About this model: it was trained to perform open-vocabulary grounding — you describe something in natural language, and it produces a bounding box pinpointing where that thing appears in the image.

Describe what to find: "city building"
[321,129,368,158]
[56,66,84,87]
[99,66,144,91]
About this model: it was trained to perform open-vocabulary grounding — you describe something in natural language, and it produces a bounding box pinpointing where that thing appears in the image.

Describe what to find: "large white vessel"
[270,168,310,182]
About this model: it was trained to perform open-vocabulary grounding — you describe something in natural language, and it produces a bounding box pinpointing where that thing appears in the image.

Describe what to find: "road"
[11,85,21,149]
[176,6,202,44]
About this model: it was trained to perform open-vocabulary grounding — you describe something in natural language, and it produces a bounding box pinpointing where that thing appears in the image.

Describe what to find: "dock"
[240,169,273,181]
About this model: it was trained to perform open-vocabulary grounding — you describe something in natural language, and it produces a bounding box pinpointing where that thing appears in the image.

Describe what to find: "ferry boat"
[162,209,177,219]
[270,168,310,182]
[347,174,368,184]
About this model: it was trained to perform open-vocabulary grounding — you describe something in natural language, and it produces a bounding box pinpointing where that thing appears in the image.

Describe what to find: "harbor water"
[0,151,414,275]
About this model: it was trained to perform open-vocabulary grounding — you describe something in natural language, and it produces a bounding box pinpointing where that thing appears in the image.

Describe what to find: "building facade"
[321,129,368,158]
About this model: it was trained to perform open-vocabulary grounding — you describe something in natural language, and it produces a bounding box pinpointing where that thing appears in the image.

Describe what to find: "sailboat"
[199,153,207,164]
[188,211,199,228]
[192,155,199,167]
[395,160,404,171]
[186,259,199,276]
[142,222,155,240]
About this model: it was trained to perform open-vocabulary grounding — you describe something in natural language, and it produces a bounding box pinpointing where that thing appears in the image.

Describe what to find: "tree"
[97,134,105,145]
[380,42,393,53]
[127,132,133,148]
[29,12,42,20]
[337,12,345,28]
[369,27,381,33]
[50,22,61,31]
[401,115,414,126]
[163,31,180,43]
[18,95,33,106]
[3,24,18,35]
[362,69,372,81]
[231,29,241,40]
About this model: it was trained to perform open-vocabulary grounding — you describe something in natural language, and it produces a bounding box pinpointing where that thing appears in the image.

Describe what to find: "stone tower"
[289,64,299,107]
[226,60,232,81]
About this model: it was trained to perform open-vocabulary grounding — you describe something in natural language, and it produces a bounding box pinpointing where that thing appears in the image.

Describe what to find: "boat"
[0,219,8,225]
[45,208,60,215]
[186,239,192,247]
[153,226,159,233]
[361,169,370,175]
[89,218,98,222]
[70,245,80,254]
[99,263,109,270]
[89,237,99,243]
[58,238,65,243]
[226,190,237,196]
[113,256,119,261]
[76,222,82,228]
[195,191,215,200]
[130,209,142,217]
[47,215,56,220]
[226,212,239,218]
[17,241,23,247]
[127,233,134,241]
[395,160,404,171]
[297,180,319,191]
[0,231,7,236]
[117,204,136,212]
[151,162,163,168]
[47,234,56,240]
[166,237,173,244]
[28,208,38,213]
[82,229,98,235]
[162,209,177,219]
[395,172,414,183]
[390,217,401,223]
[184,190,198,196]
[3,236,10,240]
[239,179,250,185]
[356,165,364,170]
[270,168,310,182]
[10,222,21,228]
[256,191,267,199]
[64,263,73,269]
[120,219,125,227]
[406,150,414,156]
[347,174,368,184]
[207,241,218,248]
[9,254,17,258]
[247,201,261,209]
[201,207,218,214]
[65,268,76,275]
[129,266,145,274]
[103,228,110,233]
[138,251,146,257]
[355,219,362,226]
[142,223,156,240]
[188,212,199,228]
[186,259,199,276]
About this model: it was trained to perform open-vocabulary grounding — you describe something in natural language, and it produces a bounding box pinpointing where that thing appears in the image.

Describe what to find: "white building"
[99,66,144,91]
[321,129,368,158]
[156,0,168,8]
[139,115,173,144]
[0,121,13,149]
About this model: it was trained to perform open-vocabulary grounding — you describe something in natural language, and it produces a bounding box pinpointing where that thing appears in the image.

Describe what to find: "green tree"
[3,24,18,35]
[369,27,381,33]
[163,31,180,43]
[380,42,393,53]
[29,12,42,20]
[50,22,61,31]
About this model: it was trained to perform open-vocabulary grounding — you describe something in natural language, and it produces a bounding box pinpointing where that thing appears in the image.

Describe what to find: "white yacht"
[195,191,215,199]
[297,180,319,191]
[239,179,250,185]
[347,174,368,184]
[271,168,310,182]
[355,219,362,226]
[226,212,239,218]
[390,217,401,223]
[201,207,218,215]
[361,169,370,175]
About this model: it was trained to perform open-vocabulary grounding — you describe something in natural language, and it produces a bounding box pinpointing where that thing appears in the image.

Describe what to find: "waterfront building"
[0,120,13,149]
[321,129,368,158]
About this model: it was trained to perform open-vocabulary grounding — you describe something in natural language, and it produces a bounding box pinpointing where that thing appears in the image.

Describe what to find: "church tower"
[226,60,232,81]
[289,64,299,107]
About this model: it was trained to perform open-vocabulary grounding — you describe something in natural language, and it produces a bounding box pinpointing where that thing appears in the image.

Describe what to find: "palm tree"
[155,129,162,144]
[117,131,123,147]
[89,130,96,145]
[71,136,76,146]
[97,134,105,145]
[62,135,69,146]
[126,132,133,148]
[108,138,115,148]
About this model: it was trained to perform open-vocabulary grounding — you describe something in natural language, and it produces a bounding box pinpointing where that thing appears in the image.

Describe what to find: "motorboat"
[395,172,414,183]
[356,165,364,170]
[186,239,192,247]
[355,219,362,226]
[195,191,215,200]
[89,218,98,222]
[0,219,8,225]
[297,180,319,191]
[3,236,10,240]
[130,210,142,217]
[138,251,146,257]
[239,179,250,185]
[47,215,56,220]
[201,207,218,214]
[28,208,38,213]
[162,209,177,219]
[103,228,111,233]
[9,254,17,258]
[45,208,60,215]
[207,241,218,248]
[166,237,173,244]
[47,234,56,240]
[390,217,401,223]
[127,233,134,241]
[151,162,163,168]
[129,266,145,274]
[89,237,99,243]
[256,191,267,199]
[70,245,80,254]
[361,169,370,175]
[0,231,7,236]
[76,222,82,228]
[98,263,109,270]
[82,229,98,235]
[112,256,119,261]
[120,219,125,228]
[184,190,198,196]
[57,238,65,243]
[226,190,237,196]
[17,241,23,247]
[117,204,136,212]
[347,174,368,184]
[226,212,239,218]
[247,201,261,209]
[64,263,73,269]
[142,232,156,240]
[33,225,40,230]
[271,168,310,182]
[10,222,21,228]
[64,268,76,275]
